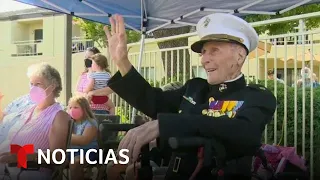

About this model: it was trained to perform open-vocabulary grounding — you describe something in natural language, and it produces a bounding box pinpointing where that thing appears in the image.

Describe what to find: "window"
[270,35,310,45]
[34,29,43,42]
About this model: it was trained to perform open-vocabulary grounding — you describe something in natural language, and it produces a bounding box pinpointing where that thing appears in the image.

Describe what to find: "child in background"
[67,96,98,180]
[84,53,115,115]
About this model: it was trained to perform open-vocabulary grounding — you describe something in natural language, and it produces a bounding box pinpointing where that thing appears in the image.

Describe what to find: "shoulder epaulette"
[246,83,269,91]
[189,77,208,85]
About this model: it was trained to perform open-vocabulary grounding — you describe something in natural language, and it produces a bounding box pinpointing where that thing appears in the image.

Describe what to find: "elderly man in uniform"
[104,13,277,179]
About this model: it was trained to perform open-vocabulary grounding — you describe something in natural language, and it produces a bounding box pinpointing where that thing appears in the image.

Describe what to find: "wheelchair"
[102,120,243,180]
[98,115,150,180]
[102,120,310,180]
[165,137,309,180]
[3,115,308,180]
[5,114,304,180]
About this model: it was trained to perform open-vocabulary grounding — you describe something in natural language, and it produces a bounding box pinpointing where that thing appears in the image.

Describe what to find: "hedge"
[254,80,320,177]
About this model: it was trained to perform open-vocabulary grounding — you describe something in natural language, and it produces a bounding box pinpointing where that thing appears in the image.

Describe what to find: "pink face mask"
[69,108,83,120]
[29,85,49,104]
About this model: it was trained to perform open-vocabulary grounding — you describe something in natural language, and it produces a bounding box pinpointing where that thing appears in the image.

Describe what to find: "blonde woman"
[0,62,70,179]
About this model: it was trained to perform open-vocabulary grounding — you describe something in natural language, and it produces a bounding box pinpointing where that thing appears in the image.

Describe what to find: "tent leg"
[131,34,146,123]
[64,14,72,106]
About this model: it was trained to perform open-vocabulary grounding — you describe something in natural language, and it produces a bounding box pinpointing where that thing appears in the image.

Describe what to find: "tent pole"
[131,33,146,123]
[130,0,147,123]
[64,14,72,106]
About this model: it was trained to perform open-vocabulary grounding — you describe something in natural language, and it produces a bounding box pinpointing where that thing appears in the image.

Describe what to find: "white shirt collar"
[224,73,244,83]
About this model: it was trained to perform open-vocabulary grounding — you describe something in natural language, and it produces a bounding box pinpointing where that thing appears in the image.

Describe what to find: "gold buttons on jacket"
[202,109,208,115]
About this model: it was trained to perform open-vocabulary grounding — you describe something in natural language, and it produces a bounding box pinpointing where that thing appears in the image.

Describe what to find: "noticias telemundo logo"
[10,144,129,168]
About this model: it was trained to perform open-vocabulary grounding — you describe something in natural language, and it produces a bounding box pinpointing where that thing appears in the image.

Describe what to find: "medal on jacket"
[203,97,244,118]
[219,83,227,92]
[183,96,196,105]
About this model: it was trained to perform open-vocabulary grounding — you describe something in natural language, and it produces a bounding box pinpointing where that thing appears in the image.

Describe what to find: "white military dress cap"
[191,13,259,55]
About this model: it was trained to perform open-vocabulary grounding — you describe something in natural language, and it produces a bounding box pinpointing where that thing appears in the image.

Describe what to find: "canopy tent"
[14,0,320,33]
[14,0,320,121]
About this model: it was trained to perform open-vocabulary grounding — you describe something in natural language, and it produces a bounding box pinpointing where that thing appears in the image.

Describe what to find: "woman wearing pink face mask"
[67,96,98,180]
[0,62,70,179]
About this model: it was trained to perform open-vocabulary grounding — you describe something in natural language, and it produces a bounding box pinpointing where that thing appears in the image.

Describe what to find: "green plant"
[116,107,130,124]
[253,80,320,177]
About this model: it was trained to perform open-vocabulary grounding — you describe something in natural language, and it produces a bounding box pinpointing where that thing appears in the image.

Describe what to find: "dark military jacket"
[108,67,277,179]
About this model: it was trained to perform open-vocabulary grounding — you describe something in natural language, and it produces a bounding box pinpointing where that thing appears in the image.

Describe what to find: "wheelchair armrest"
[7,161,40,170]
[99,123,136,148]
[7,162,17,167]
[168,136,228,168]
[7,161,64,171]
[136,143,153,180]
[168,136,226,167]
[256,148,269,169]
[99,123,136,132]
[168,137,208,149]
[211,138,226,164]
[168,137,226,156]
[104,140,121,145]
[276,172,309,179]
